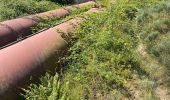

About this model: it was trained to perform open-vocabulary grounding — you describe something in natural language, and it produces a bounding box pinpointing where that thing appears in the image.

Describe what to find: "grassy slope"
[137,0,170,77]
[136,0,170,99]
[22,0,170,100]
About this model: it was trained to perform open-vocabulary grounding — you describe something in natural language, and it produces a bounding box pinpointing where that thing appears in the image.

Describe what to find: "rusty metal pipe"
[74,0,94,3]
[0,8,102,99]
[0,1,95,47]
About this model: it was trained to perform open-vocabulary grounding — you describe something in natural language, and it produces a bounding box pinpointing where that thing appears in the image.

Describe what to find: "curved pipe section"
[0,8,102,99]
[0,1,95,47]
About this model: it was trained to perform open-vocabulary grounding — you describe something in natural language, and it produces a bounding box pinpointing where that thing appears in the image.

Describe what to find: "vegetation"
[0,0,74,21]
[0,0,168,99]
[22,73,69,100]
[137,0,170,67]
[137,0,170,86]
[22,0,170,100]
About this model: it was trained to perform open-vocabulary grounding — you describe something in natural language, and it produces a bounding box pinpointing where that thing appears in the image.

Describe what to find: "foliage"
[22,0,166,99]
[136,0,170,71]
[22,73,69,100]
[0,0,61,21]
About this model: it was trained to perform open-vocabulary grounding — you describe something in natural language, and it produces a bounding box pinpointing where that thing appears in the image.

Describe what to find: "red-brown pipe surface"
[0,7,102,99]
[0,1,95,47]
[74,0,93,3]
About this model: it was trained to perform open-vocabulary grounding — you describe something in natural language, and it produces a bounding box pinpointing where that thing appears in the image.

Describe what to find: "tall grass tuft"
[22,73,69,100]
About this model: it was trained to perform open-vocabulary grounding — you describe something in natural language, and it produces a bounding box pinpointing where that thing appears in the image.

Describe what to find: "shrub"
[145,31,160,42]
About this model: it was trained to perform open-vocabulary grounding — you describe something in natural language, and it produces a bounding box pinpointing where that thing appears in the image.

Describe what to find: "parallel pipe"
[0,8,102,99]
[0,1,95,47]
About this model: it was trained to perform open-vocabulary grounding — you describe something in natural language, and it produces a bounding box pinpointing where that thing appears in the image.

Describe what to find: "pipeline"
[0,1,95,47]
[0,8,102,99]
[74,0,94,3]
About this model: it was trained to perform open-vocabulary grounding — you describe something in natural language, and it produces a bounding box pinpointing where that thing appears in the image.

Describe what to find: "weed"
[136,0,170,71]
[0,0,61,21]
[22,0,166,99]
[22,73,69,100]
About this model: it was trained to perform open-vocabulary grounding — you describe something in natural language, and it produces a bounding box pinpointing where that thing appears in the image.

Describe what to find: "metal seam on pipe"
[0,1,95,47]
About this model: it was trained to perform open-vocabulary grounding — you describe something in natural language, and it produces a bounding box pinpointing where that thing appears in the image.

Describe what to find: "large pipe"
[0,8,102,99]
[0,1,95,47]
[74,0,94,3]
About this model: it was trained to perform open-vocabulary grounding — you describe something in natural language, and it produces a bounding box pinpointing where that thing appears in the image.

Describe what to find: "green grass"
[0,0,73,21]
[137,0,170,81]
[22,0,168,99]
[22,73,69,100]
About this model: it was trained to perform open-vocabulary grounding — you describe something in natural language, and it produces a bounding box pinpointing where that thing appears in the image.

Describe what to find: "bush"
[151,35,170,65]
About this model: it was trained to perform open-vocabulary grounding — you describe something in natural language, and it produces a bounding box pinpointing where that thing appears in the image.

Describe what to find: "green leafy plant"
[22,73,69,100]
[0,0,61,21]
